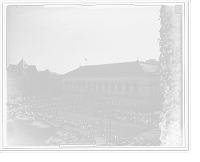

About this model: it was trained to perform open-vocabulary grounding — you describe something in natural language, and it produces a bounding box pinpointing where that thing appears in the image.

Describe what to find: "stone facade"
[49,72,62,97]
[62,61,161,112]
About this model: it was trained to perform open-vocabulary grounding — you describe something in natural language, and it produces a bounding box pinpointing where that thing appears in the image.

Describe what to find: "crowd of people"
[7,103,43,121]
[8,98,160,127]
[7,98,161,146]
[32,99,161,127]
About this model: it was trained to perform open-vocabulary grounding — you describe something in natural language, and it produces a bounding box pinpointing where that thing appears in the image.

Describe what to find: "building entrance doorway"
[98,97,102,105]
[87,96,90,105]
[92,97,96,106]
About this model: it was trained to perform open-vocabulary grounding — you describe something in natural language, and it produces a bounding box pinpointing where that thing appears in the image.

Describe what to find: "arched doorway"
[92,97,96,106]
[98,97,102,105]
[87,96,90,105]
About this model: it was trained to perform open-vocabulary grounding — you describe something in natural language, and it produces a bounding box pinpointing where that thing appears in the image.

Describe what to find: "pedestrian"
[106,136,109,146]
[83,123,85,129]
[114,134,117,141]
[105,137,108,146]
[118,136,120,142]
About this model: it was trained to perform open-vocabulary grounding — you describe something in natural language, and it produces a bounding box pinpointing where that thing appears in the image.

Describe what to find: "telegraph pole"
[56,107,58,121]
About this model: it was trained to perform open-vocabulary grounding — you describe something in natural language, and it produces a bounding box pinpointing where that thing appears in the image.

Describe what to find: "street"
[41,108,159,146]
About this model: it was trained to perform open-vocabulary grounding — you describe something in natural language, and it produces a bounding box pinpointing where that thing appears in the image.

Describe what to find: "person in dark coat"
[83,123,85,129]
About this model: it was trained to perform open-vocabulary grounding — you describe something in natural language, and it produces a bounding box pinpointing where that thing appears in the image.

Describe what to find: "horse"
[63,119,68,124]
[37,112,42,116]
[58,118,63,123]
[48,114,53,120]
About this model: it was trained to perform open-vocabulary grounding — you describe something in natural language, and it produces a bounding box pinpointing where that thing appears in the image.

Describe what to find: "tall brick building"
[62,60,161,112]
[7,58,62,102]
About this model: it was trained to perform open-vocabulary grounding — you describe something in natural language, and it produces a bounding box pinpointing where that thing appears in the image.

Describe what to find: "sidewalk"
[39,118,106,146]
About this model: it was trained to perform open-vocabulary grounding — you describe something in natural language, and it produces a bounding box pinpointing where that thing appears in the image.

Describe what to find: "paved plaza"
[41,108,160,146]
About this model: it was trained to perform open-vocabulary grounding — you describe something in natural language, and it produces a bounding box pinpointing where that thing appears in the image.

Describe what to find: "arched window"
[99,82,102,89]
[126,82,130,91]
[150,82,153,92]
[78,82,81,89]
[133,82,138,91]
[118,82,122,91]
[66,82,68,88]
[155,82,158,91]
[111,82,115,91]
[69,82,72,88]
[105,82,108,90]
[93,82,96,89]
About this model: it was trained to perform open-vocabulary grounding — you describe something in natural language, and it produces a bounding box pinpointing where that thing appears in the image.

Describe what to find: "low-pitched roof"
[63,61,158,77]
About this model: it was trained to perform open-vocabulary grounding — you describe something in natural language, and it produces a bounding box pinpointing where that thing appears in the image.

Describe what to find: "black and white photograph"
[0,0,190,152]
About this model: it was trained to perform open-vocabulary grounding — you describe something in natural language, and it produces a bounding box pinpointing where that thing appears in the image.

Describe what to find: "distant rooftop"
[63,61,159,77]
[7,58,61,76]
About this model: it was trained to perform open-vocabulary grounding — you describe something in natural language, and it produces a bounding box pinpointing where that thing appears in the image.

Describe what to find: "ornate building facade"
[62,60,161,112]
[49,71,62,97]
[7,58,62,102]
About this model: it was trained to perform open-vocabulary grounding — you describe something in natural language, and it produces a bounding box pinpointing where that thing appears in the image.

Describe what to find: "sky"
[6,5,161,74]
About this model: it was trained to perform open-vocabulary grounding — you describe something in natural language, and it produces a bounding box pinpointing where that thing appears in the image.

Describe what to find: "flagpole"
[85,58,87,66]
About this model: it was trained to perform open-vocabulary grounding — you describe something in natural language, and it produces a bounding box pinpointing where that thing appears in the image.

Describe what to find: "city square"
[3,4,186,150]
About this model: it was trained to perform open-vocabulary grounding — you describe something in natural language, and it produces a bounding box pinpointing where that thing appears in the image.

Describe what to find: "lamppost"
[49,106,51,115]
[100,100,104,135]
[56,105,58,121]
[108,108,111,146]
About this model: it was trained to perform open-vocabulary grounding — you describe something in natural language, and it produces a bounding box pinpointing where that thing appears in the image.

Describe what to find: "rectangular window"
[150,82,153,92]
[118,101,121,106]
